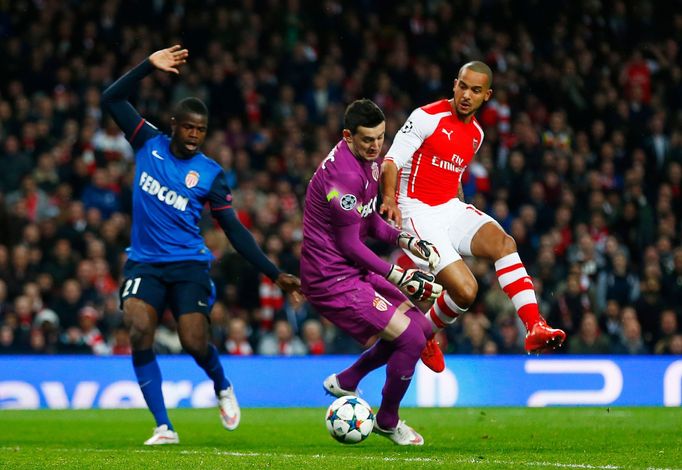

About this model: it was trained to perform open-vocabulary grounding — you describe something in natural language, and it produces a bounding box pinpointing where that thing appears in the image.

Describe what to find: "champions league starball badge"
[340,194,357,210]
[400,120,413,133]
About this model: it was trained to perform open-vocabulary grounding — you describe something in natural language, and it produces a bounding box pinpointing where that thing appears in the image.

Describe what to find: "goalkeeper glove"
[398,232,440,270]
[386,265,443,302]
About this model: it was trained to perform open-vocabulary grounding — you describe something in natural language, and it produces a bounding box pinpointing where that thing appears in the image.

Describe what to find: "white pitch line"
[177,450,440,463]
[1,447,679,469]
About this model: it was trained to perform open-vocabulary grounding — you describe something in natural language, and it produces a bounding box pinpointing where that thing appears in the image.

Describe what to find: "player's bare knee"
[123,299,156,345]
[449,277,477,308]
[500,234,517,257]
[126,316,154,347]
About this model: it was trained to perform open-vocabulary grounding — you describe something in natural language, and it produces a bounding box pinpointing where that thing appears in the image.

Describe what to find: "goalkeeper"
[300,99,441,446]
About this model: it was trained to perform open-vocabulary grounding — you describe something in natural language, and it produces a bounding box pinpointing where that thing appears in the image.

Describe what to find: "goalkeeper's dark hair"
[173,97,208,121]
[344,99,385,134]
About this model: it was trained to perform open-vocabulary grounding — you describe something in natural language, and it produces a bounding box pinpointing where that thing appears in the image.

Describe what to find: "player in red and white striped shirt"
[381,61,565,371]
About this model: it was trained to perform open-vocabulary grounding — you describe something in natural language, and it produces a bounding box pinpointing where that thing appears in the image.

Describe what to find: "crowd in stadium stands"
[0,0,681,357]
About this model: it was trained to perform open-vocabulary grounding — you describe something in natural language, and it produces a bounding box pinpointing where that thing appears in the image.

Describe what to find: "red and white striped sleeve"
[385,107,439,169]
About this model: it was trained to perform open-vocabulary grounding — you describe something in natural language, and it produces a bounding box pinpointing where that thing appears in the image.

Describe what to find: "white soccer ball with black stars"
[325,395,375,444]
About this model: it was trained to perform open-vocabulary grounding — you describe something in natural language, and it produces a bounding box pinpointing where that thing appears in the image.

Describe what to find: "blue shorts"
[119,260,216,318]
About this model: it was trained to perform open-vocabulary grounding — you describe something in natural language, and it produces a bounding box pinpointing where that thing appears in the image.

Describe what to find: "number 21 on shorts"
[123,277,141,297]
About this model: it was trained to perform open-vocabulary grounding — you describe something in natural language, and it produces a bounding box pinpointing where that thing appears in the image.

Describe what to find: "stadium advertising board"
[1,356,681,409]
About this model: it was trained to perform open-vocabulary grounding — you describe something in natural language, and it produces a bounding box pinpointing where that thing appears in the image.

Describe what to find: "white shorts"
[400,198,498,274]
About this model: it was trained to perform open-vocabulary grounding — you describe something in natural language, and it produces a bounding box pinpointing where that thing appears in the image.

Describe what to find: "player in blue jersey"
[102,45,302,445]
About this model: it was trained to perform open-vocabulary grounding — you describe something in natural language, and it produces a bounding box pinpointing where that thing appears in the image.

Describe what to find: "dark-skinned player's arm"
[101,45,188,149]
[207,172,302,301]
[379,159,402,228]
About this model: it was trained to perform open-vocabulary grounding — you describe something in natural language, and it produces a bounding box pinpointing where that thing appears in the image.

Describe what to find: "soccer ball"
[325,395,375,444]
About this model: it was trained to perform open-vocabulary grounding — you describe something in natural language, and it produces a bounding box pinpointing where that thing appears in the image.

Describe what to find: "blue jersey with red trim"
[102,58,280,279]
[128,126,229,263]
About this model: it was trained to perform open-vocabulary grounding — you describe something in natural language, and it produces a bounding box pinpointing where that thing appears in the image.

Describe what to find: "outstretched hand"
[149,45,188,75]
[276,273,304,307]
[379,198,402,229]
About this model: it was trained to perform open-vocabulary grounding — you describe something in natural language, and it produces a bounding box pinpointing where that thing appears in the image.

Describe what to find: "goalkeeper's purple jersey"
[301,140,397,294]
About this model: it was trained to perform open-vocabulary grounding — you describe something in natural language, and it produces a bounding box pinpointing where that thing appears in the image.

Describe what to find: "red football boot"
[420,338,445,372]
[525,321,566,353]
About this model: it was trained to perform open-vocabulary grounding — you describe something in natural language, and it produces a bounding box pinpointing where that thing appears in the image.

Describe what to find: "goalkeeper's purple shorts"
[306,272,409,345]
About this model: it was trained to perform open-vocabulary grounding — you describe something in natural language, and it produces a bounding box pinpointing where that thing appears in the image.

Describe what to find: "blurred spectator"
[0,279,11,317]
[59,326,92,354]
[458,314,491,355]
[599,299,624,348]
[482,340,499,355]
[494,315,525,355]
[662,248,682,312]
[549,273,591,336]
[33,308,60,354]
[92,118,133,163]
[567,312,611,355]
[5,175,59,223]
[634,276,665,345]
[663,334,682,355]
[596,250,639,312]
[80,168,119,219]
[301,319,326,355]
[110,327,132,355]
[225,317,254,356]
[12,295,35,347]
[51,279,85,329]
[613,308,650,355]
[0,136,33,193]
[0,325,20,354]
[653,309,679,354]
[75,306,110,355]
[258,319,306,356]
[42,239,78,288]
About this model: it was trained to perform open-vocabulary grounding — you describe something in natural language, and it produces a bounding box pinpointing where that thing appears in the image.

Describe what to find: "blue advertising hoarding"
[1,355,681,409]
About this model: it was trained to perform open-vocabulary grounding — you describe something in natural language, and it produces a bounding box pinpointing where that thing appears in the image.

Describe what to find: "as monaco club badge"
[185,170,200,188]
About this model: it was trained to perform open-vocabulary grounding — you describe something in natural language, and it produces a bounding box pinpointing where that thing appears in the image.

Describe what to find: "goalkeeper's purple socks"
[336,339,394,391]
[376,320,426,430]
[337,306,432,391]
[133,349,173,430]
[192,344,230,394]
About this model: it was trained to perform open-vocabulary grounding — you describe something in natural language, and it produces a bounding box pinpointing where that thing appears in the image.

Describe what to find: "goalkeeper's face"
[344,122,386,161]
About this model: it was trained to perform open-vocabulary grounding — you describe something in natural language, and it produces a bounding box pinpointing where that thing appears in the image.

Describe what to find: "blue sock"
[133,349,173,430]
[193,344,230,395]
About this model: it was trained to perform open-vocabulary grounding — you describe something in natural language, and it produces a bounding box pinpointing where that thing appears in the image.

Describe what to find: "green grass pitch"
[0,407,680,469]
